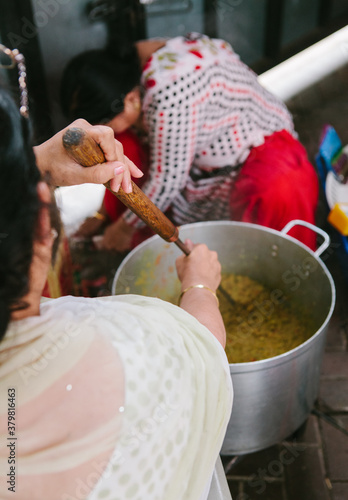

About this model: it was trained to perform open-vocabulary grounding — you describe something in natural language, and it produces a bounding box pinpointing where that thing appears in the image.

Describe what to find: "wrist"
[180,278,217,293]
[34,142,58,185]
[179,284,219,307]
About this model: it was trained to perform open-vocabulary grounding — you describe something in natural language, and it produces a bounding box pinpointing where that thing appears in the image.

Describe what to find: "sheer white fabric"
[0,295,233,500]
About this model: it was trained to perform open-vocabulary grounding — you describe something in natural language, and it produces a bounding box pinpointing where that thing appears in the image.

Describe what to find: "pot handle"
[281,219,330,258]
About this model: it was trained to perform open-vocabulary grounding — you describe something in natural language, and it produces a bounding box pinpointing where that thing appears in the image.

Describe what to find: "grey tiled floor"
[222,64,348,500]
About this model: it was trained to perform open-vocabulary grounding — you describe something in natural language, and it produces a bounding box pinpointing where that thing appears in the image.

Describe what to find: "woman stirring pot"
[0,45,232,500]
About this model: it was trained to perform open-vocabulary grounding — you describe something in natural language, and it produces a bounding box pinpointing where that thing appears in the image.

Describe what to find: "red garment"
[229,130,319,250]
[103,129,154,247]
[105,129,319,251]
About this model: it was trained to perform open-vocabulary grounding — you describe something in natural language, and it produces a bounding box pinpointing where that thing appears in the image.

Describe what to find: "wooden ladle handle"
[62,127,179,243]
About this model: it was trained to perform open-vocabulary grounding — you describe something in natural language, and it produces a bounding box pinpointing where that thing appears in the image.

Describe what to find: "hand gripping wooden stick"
[62,127,236,305]
[62,127,188,252]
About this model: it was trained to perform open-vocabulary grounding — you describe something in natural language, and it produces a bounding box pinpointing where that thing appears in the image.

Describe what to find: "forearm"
[179,288,226,348]
[33,143,55,182]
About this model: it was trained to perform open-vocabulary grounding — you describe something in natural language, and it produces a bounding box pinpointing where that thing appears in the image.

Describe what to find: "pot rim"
[113,220,336,368]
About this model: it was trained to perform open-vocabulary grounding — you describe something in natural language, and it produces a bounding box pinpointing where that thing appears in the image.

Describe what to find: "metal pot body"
[112,221,336,455]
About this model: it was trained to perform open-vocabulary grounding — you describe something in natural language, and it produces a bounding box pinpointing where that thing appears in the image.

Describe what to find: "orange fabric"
[230,130,319,250]
[42,235,73,298]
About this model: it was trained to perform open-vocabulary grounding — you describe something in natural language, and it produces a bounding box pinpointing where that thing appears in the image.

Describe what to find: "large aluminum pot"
[112,220,336,455]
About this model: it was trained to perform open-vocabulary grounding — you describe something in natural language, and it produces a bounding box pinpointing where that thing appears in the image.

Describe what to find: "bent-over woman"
[61,32,319,252]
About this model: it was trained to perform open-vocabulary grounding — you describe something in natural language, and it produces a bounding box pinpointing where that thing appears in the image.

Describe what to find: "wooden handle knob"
[62,127,179,243]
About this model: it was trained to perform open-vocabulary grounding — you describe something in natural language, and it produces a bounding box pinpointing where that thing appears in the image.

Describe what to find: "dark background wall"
[1,0,348,142]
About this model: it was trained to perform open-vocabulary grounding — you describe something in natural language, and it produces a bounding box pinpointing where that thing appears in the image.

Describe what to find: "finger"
[110,164,126,193]
[81,123,128,171]
[84,124,118,162]
[110,141,129,192]
[111,146,133,194]
[88,127,143,179]
[126,156,144,178]
[66,120,116,162]
[69,122,143,191]
[120,168,132,194]
[184,239,195,252]
[77,161,125,186]
[113,136,126,161]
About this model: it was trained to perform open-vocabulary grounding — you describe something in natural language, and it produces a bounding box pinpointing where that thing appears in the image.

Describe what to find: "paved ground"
[222,64,348,500]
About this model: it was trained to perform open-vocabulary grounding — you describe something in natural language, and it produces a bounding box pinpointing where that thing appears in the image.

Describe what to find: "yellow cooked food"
[218,274,315,363]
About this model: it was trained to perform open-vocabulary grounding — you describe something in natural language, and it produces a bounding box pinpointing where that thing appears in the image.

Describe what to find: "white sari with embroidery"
[0,295,233,500]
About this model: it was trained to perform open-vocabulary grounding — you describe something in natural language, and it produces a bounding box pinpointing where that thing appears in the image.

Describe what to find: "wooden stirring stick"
[62,127,180,245]
[62,127,236,305]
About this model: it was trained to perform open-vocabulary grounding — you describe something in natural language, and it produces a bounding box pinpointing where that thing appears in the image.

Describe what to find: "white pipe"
[258,24,348,101]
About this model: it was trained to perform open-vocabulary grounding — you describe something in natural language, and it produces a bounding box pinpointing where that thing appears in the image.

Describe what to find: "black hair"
[60,44,142,125]
[0,88,41,341]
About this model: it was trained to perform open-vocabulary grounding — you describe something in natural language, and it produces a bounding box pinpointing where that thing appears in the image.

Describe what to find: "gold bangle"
[93,211,107,222]
[178,284,219,307]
